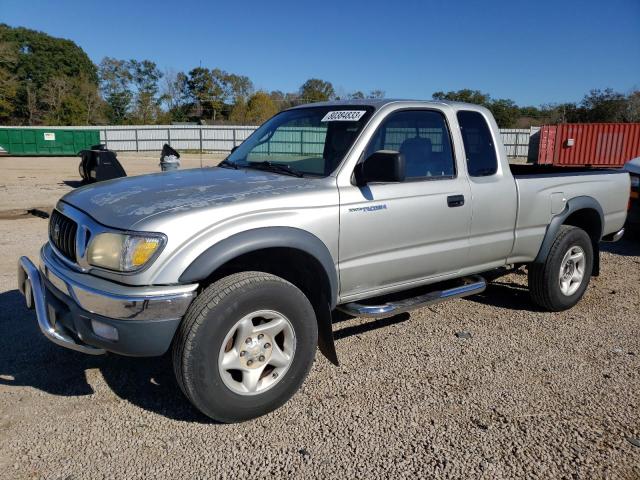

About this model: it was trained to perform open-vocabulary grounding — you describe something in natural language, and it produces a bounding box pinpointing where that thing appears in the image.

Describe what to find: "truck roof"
[288,98,486,111]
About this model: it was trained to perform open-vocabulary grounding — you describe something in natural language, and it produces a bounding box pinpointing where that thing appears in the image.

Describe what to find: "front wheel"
[172,271,318,423]
[528,225,593,311]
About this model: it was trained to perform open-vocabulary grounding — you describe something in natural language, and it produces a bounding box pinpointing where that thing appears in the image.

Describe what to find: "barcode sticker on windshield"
[321,110,366,122]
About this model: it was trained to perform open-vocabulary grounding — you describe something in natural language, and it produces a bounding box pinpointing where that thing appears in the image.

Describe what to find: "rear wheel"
[172,271,317,423]
[528,225,593,311]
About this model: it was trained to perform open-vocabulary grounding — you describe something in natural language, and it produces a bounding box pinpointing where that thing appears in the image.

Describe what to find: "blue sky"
[2,0,638,106]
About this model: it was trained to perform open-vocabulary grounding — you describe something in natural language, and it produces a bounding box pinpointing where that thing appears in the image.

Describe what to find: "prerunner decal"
[348,204,387,213]
[321,110,366,122]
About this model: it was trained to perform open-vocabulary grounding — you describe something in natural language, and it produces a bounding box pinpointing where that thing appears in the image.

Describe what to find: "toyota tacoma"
[18,100,630,422]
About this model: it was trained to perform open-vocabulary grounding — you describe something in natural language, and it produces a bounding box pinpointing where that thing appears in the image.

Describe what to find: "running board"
[337,275,486,318]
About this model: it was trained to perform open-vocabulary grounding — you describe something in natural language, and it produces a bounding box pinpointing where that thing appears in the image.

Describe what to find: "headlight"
[87,232,166,272]
[631,176,639,188]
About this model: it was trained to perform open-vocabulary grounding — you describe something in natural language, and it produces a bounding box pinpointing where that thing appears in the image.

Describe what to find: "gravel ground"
[0,156,639,479]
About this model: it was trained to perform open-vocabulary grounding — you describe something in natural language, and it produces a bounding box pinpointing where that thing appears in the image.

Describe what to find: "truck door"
[338,108,472,299]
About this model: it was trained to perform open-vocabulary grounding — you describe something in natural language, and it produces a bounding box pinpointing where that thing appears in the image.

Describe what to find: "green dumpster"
[0,128,100,156]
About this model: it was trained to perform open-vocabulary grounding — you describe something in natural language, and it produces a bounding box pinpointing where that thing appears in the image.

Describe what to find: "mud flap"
[592,242,600,276]
[316,300,339,366]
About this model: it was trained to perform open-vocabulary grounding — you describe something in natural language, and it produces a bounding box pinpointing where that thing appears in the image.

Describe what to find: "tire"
[528,225,593,312]
[172,271,318,423]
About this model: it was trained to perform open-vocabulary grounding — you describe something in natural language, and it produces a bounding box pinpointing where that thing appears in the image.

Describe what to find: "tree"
[41,76,72,124]
[0,23,98,125]
[268,89,286,106]
[229,96,248,123]
[99,57,133,124]
[518,105,542,118]
[299,78,335,103]
[77,72,104,125]
[24,81,41,125]
[432,89,523,127]
[269,90,285,102]
[223,72,253,102]
[538,102,583,124]
[38,74,99,125]
[244,91,278,124]
[580,88,627,122]
[348,91,365,99]
[625,90,640,122]
[0,24,97,87]
[268,90,298,110]
[0,39,19,121]
[368,89,385,99]
[432,89,490,106]
[0,67,18,121]
[129,59,163,123]
[187,67,225,121]
[487,98,520,128]
[184,68,254,122]
[231,91,278,124]
[161,70,191,122]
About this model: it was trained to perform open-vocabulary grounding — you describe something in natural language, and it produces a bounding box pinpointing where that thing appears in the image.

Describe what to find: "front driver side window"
[365,110,455,180]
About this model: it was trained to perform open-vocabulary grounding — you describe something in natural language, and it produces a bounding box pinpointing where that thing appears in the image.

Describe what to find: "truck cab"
[335,102,518,300]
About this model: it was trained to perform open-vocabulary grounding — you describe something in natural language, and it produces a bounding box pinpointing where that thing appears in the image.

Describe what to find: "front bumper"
[17,244,198,356]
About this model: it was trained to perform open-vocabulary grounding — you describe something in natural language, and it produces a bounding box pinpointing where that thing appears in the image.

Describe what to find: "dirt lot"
[0,155,639,479]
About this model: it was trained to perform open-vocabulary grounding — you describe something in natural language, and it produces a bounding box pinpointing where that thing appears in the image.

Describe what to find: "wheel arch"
[534,196,603,275]
[178,227,340,365]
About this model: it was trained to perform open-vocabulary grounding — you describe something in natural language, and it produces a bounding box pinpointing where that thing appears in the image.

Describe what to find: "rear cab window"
[457,110,498,177]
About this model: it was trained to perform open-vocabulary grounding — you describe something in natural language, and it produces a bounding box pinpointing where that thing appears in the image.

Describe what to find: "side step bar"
[337,275,486,318]
[602,228,624,242]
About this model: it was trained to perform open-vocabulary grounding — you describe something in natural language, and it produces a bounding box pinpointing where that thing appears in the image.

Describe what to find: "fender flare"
[533,195,604,264]
[178,227,339,309]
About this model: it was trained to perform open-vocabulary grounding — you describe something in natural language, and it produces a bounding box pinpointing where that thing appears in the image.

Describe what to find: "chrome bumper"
[18,256,105,355]
[17,244,198,355]
[38,243,197,320]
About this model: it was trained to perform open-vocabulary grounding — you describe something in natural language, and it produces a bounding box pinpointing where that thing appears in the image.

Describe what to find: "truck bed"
[506,164,629,264]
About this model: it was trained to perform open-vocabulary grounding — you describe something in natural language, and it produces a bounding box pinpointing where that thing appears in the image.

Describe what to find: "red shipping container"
[537,123,640,167]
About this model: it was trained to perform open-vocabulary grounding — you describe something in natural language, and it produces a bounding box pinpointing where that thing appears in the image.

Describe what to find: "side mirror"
[355,150,405,185]
[230,145,238,154]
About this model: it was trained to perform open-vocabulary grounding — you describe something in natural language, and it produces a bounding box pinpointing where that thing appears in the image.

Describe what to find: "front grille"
[49,210,78,262]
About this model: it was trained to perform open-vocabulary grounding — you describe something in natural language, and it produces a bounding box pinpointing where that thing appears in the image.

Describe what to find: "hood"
[61,167,313,228]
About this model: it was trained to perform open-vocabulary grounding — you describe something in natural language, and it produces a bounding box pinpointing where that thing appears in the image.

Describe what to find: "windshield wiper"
[245,161,304,178]
[218,159,239,169]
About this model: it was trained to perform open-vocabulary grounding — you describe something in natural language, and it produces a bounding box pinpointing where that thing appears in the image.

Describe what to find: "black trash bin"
[159,144,181,171]
[78,144,127,184]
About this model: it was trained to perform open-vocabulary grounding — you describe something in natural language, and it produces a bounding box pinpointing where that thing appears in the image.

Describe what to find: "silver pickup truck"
[18,100,629,422]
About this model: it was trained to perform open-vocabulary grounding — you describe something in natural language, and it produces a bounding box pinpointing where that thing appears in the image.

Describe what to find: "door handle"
[447,195,465,208]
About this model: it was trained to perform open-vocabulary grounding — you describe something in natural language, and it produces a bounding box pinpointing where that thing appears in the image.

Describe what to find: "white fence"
[98,125,538,159]
[1,124,539,158]
[96,125,258,152]
[501,127,539,159]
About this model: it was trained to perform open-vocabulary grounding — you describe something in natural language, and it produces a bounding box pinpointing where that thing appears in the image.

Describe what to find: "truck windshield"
[224,106,374,177]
